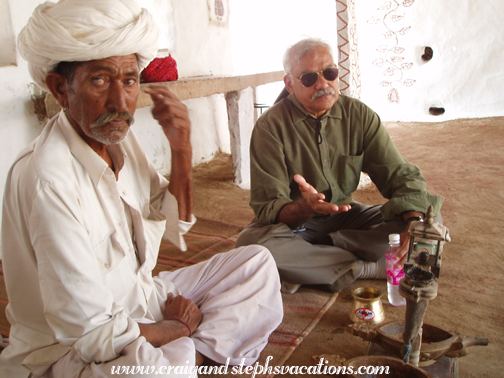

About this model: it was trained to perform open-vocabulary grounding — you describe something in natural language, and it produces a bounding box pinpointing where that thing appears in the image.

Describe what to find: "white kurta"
[0,112,283,378]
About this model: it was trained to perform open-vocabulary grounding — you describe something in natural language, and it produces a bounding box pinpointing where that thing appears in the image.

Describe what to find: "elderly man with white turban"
[0,0,283,377]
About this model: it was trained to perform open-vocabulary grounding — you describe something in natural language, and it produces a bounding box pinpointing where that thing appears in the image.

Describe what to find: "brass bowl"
[349,287,385,325]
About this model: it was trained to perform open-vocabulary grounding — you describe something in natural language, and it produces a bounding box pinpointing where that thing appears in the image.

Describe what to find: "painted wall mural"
[336,0,361,99]
[207,0,229,25]
[367,0,416,103]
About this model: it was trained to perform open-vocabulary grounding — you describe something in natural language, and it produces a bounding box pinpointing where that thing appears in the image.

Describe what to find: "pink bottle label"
[387,269,405,285]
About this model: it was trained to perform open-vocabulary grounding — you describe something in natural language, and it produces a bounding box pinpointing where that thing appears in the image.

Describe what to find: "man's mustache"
[91,111,134,129]
[312,88,336,100]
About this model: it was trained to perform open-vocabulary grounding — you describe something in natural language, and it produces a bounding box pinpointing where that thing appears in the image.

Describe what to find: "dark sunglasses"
[293,67,339,87]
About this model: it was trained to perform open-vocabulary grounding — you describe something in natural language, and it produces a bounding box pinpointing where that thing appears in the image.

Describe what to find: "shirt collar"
[57,110,127,185]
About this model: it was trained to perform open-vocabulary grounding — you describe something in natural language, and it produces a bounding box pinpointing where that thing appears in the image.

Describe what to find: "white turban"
[18,0,160,92]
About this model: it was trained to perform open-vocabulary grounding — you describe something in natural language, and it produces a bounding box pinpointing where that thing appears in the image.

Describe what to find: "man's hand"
[294,174,351,215]
[164,293,202,335]
[394,211,424,268]
[277,174,351,229]
[143,86,191,153]
[138,293,202,348]
[394,217,424,268]
[394,232,411,269]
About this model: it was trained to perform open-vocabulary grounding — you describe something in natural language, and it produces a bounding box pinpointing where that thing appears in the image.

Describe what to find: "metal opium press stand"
[399,205,449,366]
[346,205,489,376]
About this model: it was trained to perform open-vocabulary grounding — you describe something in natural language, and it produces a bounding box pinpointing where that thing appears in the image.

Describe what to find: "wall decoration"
[368,0,416,103]
[336,0,361,99]
[207,0,229,26]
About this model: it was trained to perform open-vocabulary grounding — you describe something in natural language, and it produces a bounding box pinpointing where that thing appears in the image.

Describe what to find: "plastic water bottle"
[385,234,406,306]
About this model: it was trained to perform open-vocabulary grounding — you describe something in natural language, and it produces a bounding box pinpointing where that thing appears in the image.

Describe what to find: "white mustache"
[91,111,134,129]
[312,88,335,100]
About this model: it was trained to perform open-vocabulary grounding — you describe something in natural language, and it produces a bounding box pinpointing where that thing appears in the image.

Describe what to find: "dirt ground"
[191,116,504,378]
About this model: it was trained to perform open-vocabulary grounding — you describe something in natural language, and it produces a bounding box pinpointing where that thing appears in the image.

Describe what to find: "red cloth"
[141,55,178,82]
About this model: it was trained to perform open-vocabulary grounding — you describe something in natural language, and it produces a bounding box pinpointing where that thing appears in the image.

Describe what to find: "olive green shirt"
[249,94,443,225]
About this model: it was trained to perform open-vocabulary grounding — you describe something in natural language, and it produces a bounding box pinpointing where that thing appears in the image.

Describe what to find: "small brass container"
[349,287,385,325]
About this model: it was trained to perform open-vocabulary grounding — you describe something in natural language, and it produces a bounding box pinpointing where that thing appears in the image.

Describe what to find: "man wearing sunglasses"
[236,38,443,294]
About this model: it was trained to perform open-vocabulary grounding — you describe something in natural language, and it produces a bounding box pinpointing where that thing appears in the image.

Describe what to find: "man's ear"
[284,74,295,95]
[45,72,69,109]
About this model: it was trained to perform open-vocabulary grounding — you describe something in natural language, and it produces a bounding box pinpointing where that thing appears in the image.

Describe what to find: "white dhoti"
[43,245,283,378]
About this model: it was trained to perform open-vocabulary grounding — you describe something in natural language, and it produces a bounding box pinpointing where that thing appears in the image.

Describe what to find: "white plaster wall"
[141,0,175,51]
[355,0,504,121]
[170,0,234,78]
[229,0,338,76]
[0,0,48,259]
[0,0,16,66]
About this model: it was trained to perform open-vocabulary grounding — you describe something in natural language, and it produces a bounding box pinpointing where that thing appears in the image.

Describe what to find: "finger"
[312,201,337,214]
[396,253,407,269]
[295,174,318,194]
[145,90,172,107]
[293,174,307,188]
[144,88,189,123]
[143,85,180,101]
[151,103,188,124]
[333,206,349,214]
[166,292,174,305]
[307,193,327,204]
[394,242,410,269]
[338,204,352,212]
[147,91,186,111]
[150,96,189,119]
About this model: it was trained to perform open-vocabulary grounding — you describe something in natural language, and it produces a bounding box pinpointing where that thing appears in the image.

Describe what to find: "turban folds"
[18,0,160,92]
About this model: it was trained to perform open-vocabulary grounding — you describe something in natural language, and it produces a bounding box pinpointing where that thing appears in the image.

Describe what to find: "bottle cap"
[389,234,400,243]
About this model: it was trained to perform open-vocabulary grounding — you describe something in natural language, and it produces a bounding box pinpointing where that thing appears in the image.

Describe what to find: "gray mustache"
[91,112,134,129]
[312,88,336,100]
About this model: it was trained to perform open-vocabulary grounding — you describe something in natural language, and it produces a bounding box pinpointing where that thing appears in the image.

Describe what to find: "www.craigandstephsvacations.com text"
[110,356,391,376]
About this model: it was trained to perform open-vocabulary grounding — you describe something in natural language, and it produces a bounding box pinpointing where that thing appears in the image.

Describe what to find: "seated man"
[236,38,443,294]
[0,1,283,377]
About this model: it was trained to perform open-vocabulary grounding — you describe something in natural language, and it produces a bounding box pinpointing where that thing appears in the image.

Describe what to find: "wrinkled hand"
[164,293,202,335]
[294,174,351,216]
[395,226,415,269]
[143,86,191,152]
